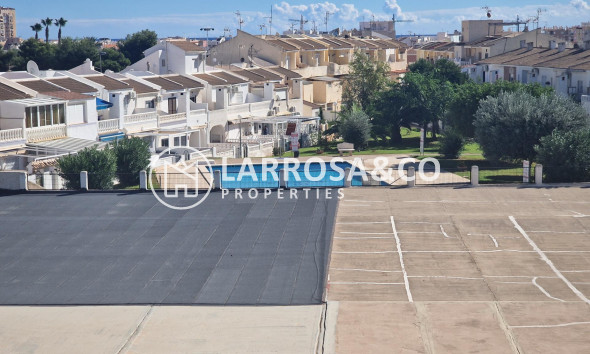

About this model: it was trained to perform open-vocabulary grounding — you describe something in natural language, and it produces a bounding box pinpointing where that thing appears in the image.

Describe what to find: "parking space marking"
[511,322,590,328]
[391,216,413,303]
[532,277,566,302]
[510,216,590,305]
[330,268,402,273]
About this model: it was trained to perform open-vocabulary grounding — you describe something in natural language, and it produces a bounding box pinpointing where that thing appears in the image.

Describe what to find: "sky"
[6,0,590,39]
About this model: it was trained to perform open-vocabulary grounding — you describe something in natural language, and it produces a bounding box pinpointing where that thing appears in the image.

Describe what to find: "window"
[162,59,166,67]
[25,103,65,128]
[52,105,59,125]
[190,96,197,103]
[161,138,169,147]
[145,100,155,109]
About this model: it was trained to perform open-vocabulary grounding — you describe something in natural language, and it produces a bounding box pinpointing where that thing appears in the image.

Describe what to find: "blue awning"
[96,98,113,110]
[99,132,125,142]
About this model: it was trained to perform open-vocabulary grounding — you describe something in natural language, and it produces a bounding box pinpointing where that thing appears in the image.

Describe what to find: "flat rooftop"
[0,191,336,305]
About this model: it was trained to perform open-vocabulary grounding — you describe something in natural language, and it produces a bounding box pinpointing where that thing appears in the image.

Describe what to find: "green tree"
[447,81,554,137]
[15,38,56,70]
[41,17,53,43]
[339,106,372,149]
[409,58,467,85]
[53,37,99,70]
[112,137,151,187]
[535,129,590,182]
[0,50,21,71]
[439,129,465,159]
[474,90,590,161]
[98,48,131,72]
[117,29,158,64]
[58,146,117,190]
[54,17,67,45]
[30,23,42,40]
[341,51,390,113]
[372,79,407,144]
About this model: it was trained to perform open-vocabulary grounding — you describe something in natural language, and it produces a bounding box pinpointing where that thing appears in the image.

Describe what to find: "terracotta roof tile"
[120,79,158,94]
[169,40,206,52]
[46,77,98,94]
[163,75,204,89]
[0,82,31,101]
[15,79,67,93]
[143,76,185,91]
[84,75,131,91]
[42,91,93,101]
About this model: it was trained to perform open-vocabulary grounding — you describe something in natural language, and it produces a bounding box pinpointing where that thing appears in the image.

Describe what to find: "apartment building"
[0,7,16,43]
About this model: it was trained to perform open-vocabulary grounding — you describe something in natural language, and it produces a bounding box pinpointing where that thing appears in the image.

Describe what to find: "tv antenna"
[324,11,332,34]
[311,20,318,34]
[258,24,266,35]
[264,7,273,35]
[530,8,546,29]
[289,14,308,34]
[482,6,492,18]
[223,27,231,38]
[235,11,245,31]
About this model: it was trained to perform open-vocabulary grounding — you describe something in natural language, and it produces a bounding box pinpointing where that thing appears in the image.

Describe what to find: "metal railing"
[26,125,67,143]
[0,128,24,142]
[97,119,120,133]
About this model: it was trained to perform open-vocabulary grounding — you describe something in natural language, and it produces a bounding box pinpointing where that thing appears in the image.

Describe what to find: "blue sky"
[6,0,590,39]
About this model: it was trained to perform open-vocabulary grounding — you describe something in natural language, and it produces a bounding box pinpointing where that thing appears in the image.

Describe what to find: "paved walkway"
[325,186,590,353]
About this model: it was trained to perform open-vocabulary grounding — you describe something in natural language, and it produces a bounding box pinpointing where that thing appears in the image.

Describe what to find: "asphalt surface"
[0,190,337,305]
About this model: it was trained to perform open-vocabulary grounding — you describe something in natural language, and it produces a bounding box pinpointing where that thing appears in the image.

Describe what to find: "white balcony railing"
[158,112,186,124]
[26,125,67,143]
[124,112,158,125]
[0,128,24,142]
[98,119,120,134]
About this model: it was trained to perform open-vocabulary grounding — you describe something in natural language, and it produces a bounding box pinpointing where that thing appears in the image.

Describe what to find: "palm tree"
[54,17,67,45]
[30,23,42,40]
[41,17,53,43]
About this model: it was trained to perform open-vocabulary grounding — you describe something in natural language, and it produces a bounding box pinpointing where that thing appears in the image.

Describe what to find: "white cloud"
[571,0,590,10]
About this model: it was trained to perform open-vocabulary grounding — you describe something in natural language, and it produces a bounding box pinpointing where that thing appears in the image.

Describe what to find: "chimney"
[558,42,566,52]
[549,40,556,50]
[520,40,526,48]
[527,42,534,51]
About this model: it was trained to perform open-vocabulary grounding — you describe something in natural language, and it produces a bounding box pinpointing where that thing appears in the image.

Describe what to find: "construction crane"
[235,10,245,31]
[391,14,413,36]
[289,14,308,34]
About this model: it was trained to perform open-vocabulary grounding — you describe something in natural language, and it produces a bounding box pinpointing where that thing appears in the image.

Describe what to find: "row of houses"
[0,54,316,176]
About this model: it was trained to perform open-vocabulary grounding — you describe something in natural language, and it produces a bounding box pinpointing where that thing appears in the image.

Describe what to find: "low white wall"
[0,171,27,190]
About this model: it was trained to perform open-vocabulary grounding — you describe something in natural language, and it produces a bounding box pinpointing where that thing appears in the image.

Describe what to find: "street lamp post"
[99,51,106,73]
[239,116,243,158]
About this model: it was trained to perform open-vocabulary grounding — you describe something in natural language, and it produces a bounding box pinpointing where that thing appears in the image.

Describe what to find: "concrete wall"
[0,171,27,190]
[208,30,284,68]
[462,20,504,42]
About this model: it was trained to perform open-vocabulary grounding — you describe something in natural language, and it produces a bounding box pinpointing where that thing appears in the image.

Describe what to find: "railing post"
[139,170,147,191]
[214,170,222,190]
[212,147,217,158]
[233,145,237,158]
[471,165,479,187]
[344,167,351,188]
[407,166,415,187]
[80,171,88,191]
[535,164,543,185]
[42,172,53,190]
[279,169,286,188]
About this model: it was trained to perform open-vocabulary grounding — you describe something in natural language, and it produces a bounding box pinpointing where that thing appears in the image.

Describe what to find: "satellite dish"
[487,11,492,18]
[26,61,40,76]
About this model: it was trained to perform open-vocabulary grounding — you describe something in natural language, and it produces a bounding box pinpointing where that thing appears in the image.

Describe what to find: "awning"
[99,132,125,142]
[96,98,113,110]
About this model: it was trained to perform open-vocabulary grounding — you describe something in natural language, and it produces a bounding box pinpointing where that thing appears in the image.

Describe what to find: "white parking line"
[510,216,590,305]
[329,281,404,285]
[407,276,484,280]
[532,277,565,302]
[334,237,395,240]
[339,232,394,235]
[511,322,590,328]
[330,268,402,273]
[336,222,390,225]
[391,216,413,303]
[440,225,452,238]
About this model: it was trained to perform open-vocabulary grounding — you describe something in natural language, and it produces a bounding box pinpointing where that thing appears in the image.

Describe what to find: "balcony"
[26,125,67,143]
[98,119,120,134]
[124,112,158,125]
[0,128,24,143]
[158,112,186,124]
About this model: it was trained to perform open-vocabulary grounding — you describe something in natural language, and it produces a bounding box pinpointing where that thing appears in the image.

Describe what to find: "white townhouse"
[122,40,208,75]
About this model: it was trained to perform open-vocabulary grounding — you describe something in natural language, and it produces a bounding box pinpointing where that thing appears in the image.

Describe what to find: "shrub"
[474,90,589,161]
[535,129,590,183]
[112,137,151,186]
[338,107,372,149]
[439,130,465,159]
[58,146,117,189]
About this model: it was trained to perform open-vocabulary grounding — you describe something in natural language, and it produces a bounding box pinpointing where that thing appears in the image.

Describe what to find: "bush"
[112,137,151,186]
[535,129,590,182]
[474,90,589,161]
[273,147,281,156]
[339,107,372,149]
[439,130,465,159]
[58,146,117,189]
